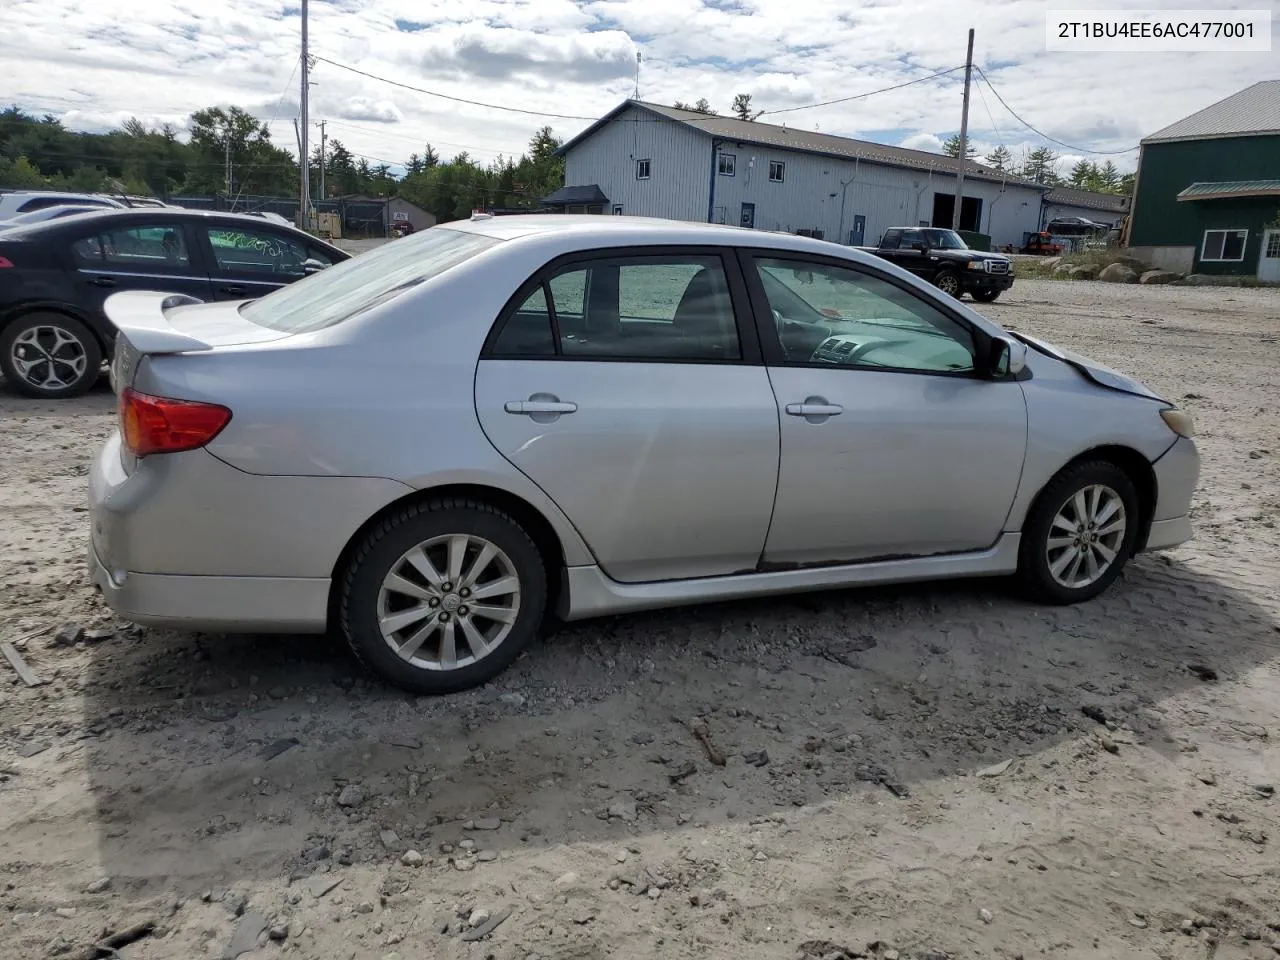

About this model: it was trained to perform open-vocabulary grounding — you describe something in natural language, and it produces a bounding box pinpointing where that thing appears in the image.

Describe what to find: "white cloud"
[1,0,1273,179]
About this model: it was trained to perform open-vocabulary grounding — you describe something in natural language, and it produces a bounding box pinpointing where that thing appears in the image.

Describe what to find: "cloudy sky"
[1,0,1273,176]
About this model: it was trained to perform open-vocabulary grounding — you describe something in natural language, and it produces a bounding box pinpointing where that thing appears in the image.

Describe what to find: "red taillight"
[119,387,232,458]
[0,256,14,268]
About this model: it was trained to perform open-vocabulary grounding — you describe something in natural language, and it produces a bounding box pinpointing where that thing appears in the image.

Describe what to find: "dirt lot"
[2,279,1278,960]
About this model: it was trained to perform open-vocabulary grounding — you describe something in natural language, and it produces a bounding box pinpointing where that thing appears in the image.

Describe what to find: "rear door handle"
[219,285,246,296]
[785,401,843,417]
[88,276,117,288]
[505,400,578,415]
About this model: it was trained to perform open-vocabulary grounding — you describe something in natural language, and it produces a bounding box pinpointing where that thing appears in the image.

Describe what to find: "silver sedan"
[88,215,1199,693]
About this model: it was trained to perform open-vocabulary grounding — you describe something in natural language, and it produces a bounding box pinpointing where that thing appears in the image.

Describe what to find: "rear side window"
[239,227,499,333]
[72,225,191,268]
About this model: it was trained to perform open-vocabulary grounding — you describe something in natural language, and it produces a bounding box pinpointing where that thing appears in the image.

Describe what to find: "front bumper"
[88,431,412,633]
[962,271,1015,292]
[1142,435,1200,552]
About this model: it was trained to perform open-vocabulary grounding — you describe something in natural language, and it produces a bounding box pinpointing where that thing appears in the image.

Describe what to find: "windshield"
[239,227,501,333]
[921,229,968,250]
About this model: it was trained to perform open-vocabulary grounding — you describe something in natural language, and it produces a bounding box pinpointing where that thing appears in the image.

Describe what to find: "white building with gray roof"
[556,100,1050,250]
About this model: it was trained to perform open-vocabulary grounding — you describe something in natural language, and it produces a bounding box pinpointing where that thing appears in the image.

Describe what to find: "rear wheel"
[972,289,1001,303]
[933,270,961,298]
[0,313,102,398]
[339,498,547,694]
[1017,461,1139,604]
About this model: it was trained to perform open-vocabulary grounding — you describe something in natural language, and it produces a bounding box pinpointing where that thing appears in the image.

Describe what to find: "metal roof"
[1176,179,1280,201]
[540,184,610,206]
[1043,186,1130,212]
[559,100,1047,190]
[1143,80,1280,144]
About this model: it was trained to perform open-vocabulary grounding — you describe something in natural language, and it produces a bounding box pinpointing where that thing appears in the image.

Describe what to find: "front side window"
[72,225,191,269]
[1201,229,1247,262]
[240,226,499,333]
[754,257,975,373]
[718,152,736,176]
[490,255,741,362]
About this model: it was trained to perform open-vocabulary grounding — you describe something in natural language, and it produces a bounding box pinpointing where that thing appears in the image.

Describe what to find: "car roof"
[443,214,871,258]
[0,207,345,250]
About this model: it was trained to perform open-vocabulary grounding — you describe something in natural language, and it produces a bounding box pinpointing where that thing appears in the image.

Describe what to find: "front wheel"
[933,270,961,298]
[1018,461,1140,604]
[972,289,1001,303]
[339,498,547,694]
[0,313,102,398]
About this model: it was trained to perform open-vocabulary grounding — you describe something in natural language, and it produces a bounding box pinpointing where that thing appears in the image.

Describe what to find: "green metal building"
[1128,81,1280,282]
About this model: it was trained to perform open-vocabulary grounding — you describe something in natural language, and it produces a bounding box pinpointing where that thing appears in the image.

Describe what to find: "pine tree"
[942,134,977,160]
[984,145,1012,172]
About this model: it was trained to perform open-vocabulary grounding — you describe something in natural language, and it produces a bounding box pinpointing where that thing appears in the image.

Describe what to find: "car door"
[69,221,213,311]
[198,222,325,300]
[741,250,1028,566]
[474,248,780,583]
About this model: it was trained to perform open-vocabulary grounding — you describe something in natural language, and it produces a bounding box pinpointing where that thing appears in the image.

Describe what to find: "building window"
[718,152,736,177]
[636,158,651,180]
[612,204,624,215]
[768,160,784,182]
[1201,229,1248,262]
[1267,232,1280,258]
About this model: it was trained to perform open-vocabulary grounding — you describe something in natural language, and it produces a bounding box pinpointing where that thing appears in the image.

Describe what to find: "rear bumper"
[89,540,330,632]
[88,431,412,633]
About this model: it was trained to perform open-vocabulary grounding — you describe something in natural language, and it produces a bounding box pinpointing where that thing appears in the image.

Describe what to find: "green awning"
[1176,180,1280,201]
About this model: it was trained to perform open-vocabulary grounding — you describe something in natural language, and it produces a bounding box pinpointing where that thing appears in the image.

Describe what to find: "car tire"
[933,269,961,298]
[1017,460,1140,605]
[972,289,1001,302]
[0,313,102,399]
[339,497,548,694]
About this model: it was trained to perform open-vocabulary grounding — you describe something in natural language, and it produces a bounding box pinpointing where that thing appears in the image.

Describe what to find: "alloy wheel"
[936,273,960,296]
[376,533,521,671]
[1045,484,1128,589]
[9,324,89,392]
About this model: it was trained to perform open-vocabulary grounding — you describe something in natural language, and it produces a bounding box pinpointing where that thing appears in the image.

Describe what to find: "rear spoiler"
[103,291,213,354]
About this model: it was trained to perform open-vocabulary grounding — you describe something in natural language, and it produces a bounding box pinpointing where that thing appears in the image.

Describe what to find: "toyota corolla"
[88,215,1199,693]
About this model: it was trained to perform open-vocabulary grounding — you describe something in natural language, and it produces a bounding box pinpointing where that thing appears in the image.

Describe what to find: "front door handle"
[88,276,117,288]
[219,285,246,297]
[785,400,843,418]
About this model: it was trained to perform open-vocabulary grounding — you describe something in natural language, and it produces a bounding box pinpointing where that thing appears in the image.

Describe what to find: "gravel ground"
[1,278,1278,960]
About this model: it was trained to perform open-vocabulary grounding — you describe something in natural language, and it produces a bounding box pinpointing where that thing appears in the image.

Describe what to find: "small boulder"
[337,784,365,807]
[1053,261,1075,276]
[1042,257,1063,271]
[1140,269,1181,285]
[1098,263,1139,283]
[1068,264,1099,280]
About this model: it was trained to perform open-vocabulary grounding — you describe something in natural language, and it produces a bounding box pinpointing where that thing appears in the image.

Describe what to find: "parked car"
[88,214,1198,694]
[0,208,347,397]
[0,191,127,221]
[861,227,1015,301]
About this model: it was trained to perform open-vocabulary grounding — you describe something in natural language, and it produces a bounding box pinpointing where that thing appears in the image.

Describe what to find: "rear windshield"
[239,227,500,333]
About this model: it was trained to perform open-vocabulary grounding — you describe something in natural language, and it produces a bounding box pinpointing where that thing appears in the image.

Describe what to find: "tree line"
[0,104,566,224]
[940,134,1132,193]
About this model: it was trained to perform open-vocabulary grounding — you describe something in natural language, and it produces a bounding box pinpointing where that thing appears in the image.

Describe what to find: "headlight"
[967,260,986,271]
[1160,407,1195,438]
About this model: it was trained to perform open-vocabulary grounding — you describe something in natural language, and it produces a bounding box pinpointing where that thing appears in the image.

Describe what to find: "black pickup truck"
[860,227,1014,302]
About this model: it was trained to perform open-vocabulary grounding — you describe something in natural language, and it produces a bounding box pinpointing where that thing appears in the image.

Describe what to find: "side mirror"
[987,336,1027,378]
[302,258,328,275]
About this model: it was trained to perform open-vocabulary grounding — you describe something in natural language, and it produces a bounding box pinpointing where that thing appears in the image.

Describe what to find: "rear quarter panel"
[1006,350,1178,530]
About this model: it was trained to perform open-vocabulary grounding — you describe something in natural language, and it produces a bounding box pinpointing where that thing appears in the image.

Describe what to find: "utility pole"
[634,52,642,100]
[298,0,310,230]
[317,120,326,201]
[952,27,974,232]
[224,126,232,199]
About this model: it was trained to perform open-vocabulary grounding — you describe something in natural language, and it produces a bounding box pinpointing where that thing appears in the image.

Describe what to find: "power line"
[975,66,1138,156]
[312,56,601,120]
[758,66,966,116]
